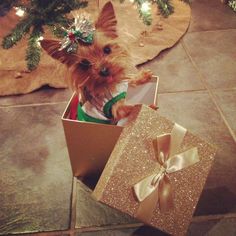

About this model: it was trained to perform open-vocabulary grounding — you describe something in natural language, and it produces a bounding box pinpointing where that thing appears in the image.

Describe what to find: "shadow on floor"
[194,186,236,216]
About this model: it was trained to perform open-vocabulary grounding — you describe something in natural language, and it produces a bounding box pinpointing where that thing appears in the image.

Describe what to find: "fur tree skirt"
[0,0,190,96]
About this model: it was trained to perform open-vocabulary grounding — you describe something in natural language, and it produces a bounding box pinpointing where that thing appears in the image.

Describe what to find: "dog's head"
[41,2,131,92]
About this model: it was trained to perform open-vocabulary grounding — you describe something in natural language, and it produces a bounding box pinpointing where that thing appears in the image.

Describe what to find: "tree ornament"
[1,0,88,70]
[59,13,95,53]
[228,0,236,11]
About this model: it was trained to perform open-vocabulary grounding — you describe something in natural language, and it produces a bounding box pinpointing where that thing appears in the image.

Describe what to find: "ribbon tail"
[133,174,158,202]
[136,187,159,223]
[158,174,174,213]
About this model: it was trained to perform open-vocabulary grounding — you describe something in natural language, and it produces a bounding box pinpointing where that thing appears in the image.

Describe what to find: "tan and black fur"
[41,1,152,121]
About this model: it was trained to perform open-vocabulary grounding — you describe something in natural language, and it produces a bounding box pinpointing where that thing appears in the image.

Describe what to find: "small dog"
[41,1,152,124]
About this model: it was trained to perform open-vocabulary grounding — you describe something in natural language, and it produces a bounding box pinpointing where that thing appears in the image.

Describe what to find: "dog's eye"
[103,46,111,55]
[79,59,91,71]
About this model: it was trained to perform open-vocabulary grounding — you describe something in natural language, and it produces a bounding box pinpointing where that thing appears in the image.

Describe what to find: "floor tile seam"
[25,213,236,234]
[205,89,236,142]
[192,212,236,223]
[1,229,73,236]
[158,89,207,95]
[199,75,236,143]
[4,214,236,235]
[211,87,236,92]
[180,41,208,91]
[181,41,236,143]
[70,177,78,230]
[73,214,236,233]
[187,28,236,34]
[75,223,143,233]
[159,87,236,94]
[0,101,68,109]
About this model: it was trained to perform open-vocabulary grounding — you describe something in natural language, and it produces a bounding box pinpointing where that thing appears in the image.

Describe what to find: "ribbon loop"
[165,147,199,173]
[134,123,200,221]
[154,134,171,165]
[170,123,187,156]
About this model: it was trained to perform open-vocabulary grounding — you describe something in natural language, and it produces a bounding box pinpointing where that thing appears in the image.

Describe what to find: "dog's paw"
[129,70,153,86]
[140,70,153,83]
[113,104,134,121]
[149,104,158,111]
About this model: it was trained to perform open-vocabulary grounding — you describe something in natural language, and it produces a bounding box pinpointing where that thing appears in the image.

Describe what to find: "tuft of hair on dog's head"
[41,1,132,93]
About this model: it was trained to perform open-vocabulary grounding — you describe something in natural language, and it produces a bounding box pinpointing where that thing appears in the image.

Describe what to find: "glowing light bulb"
[141,2,151,13]
[15,7,25,17]
[37,36,44,46]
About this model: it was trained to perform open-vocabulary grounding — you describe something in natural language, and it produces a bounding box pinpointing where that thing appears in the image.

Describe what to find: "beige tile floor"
[0,0,236,235]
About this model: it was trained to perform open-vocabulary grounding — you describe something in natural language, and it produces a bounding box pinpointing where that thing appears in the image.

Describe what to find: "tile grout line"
[158,88,207,95]
[70,177,78,230]
[6,212,236,236]
[73,213,236,234]
[158,88,236,95]
[180,40,208,91]
[10,223,144,235]
[75,223,143,234]
[181,41,236,143]
[210,87,236,92]
[0,101,69,109]
[192,212,236,223]
[6,229,72,236]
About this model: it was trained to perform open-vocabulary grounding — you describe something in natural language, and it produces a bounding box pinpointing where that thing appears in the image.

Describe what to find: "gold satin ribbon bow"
[133,123,200,222]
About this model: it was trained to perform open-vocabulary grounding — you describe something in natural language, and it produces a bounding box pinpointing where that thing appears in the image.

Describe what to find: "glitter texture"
[92,105,217,236]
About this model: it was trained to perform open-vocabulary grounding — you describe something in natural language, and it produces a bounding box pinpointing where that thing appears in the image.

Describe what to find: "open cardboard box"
[62,76,159,178]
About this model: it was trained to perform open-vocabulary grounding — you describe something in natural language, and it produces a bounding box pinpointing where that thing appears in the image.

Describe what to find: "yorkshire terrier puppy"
[41,1,152,124]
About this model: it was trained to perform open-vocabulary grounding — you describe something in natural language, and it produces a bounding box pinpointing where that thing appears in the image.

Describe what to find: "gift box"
[62,76,159,177]
[92,105,217,236]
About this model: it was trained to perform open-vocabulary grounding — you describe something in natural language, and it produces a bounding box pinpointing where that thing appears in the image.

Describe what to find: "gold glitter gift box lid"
[92,104,217,236]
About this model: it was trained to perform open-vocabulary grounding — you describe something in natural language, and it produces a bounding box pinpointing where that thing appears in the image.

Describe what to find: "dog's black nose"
[99,67,110,77]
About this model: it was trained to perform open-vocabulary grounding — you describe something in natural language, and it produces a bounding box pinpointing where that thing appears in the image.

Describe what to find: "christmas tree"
[125,0,190,25]
[1,0,88,71]
[228,0,236,11]
[1,0,190,70]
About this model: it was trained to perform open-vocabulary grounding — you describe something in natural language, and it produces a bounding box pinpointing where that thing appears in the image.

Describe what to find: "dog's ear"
[40,39,77,67]
[95,1,118,38]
